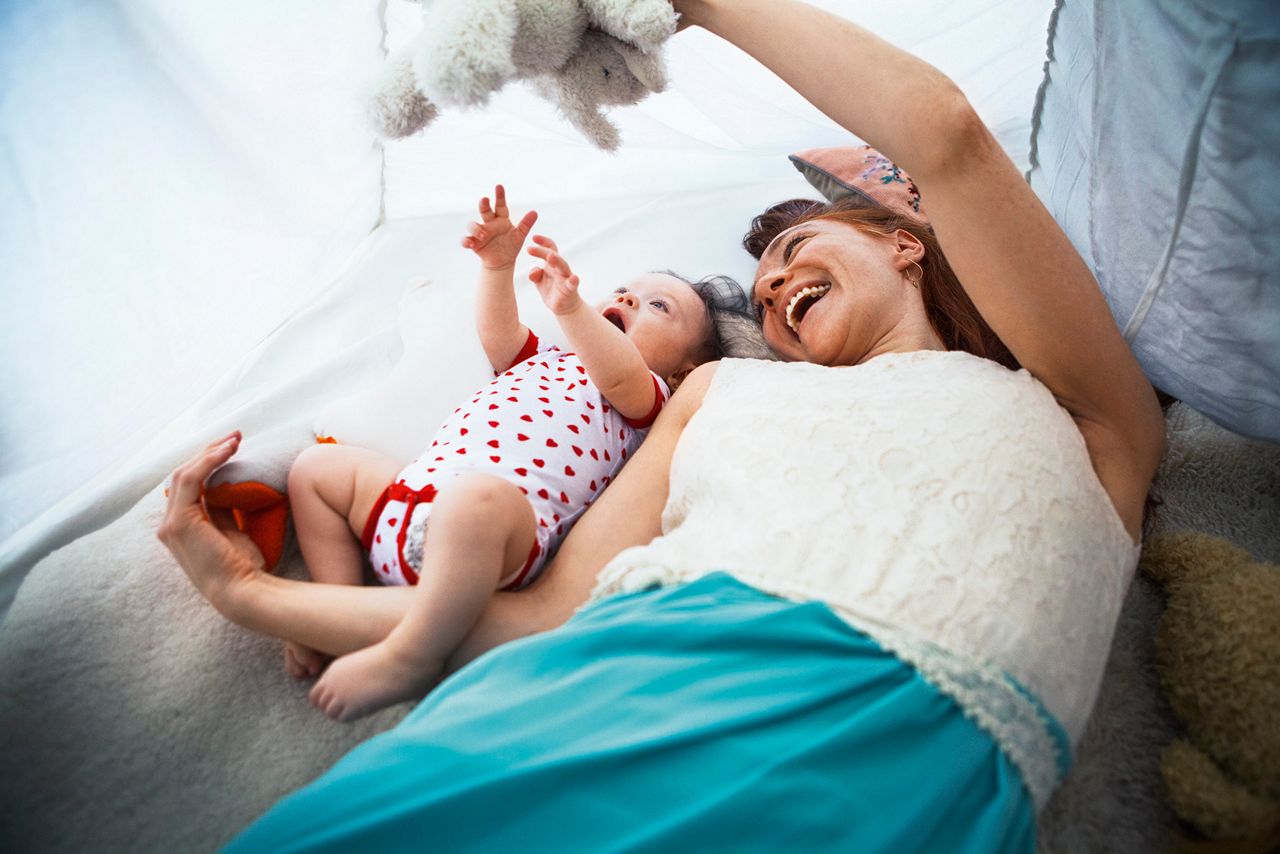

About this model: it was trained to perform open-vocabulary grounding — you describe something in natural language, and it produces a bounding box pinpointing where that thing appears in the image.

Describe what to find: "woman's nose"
[756,276,785,308]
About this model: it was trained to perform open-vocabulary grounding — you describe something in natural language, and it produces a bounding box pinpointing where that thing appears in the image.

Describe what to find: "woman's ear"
[896,229,926,262]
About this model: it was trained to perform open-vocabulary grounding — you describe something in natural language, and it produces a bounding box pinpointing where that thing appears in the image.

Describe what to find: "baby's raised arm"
[526,235,660,421]
[463,185,539,372]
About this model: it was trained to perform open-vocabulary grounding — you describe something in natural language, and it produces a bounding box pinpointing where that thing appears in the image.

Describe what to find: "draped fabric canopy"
[0,0,1053,615]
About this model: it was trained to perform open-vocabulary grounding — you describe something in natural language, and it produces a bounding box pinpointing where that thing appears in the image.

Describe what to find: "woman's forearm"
[681,0,975,181]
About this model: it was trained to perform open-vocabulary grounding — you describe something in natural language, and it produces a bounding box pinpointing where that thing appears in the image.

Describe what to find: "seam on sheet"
[373,0,389,232]
[1121,27,1236,341]
[1025,0,1066,182]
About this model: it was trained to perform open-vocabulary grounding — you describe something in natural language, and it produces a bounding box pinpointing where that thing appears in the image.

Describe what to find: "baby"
[296,185,743,721]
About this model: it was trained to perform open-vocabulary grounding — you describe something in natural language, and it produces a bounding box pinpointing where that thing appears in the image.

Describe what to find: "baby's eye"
[614,286,628,294]
[753,302,764,321]
[650,300,668,312]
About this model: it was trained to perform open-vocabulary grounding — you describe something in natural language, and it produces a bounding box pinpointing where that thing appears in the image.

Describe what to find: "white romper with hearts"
[361,331,667,591]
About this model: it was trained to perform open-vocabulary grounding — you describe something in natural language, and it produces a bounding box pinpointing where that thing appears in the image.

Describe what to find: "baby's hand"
[527,235,583,316]
[461,184,538,271]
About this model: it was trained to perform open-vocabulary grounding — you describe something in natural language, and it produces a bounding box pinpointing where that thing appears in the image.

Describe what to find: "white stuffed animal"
[368,0,678,150]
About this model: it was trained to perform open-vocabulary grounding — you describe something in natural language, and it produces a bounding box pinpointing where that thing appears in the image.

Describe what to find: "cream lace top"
[590,353,1140,808]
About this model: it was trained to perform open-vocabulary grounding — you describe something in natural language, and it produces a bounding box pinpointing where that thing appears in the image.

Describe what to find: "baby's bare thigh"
[291,443,404,536]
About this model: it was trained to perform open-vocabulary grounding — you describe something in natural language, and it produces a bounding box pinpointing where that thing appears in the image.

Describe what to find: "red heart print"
[604,450,611,461]
[488,439,499,448]
[507,396,518,403]
[490,455,501,463]
[572,445,583,457]
[589,480,597,491]
[538,397,549,404]
[457,448,467,454]
[586,402,596,410]
[564,465,575,476]
[567,424,579,434]
[567,383,576,390]
[376,534,382,543]
[515,468,528,476]
[521,415,533,422]
[387,517,398,526]
[576,365,586,374]
[546,438,558,448]
[537,488,549,499]
[553,512,561,521]
[489,404,499,410]
[589,449,598,460]
[488,420,499,428]
[533,458,545,468]
[581,414,591,424]
[517,433,530,441]
[564,396,574,402]
[460,427,468,436]
[558,493,568,505]
[543,410,554,418]
[621,448,627,459]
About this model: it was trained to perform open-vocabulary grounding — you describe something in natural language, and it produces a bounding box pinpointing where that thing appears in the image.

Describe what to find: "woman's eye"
[650,300,668,312]
[783,233,808,262]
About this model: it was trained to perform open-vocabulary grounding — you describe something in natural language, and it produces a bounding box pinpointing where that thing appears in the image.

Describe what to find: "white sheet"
[0,0,1053,618]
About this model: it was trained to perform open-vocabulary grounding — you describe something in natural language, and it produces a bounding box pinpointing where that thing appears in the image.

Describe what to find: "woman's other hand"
[462,184,539,271]
[527,235,584,316]
[157,430,266,616]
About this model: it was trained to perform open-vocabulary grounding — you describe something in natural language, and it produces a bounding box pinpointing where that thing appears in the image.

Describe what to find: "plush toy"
[367,0,677,151]
[1140,532,1280,846]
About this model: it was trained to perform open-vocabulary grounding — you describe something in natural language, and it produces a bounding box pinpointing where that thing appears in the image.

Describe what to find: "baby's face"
[595,273,711,383]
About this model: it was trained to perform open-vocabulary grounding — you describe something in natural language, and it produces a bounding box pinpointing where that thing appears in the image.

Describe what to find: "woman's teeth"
[785,283,832,333]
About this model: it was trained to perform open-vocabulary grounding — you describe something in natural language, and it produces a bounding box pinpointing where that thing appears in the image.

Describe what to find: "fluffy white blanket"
[1,404,1276,852]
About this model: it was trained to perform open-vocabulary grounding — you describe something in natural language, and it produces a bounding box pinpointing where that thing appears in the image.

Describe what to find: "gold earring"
[906,259,923,289]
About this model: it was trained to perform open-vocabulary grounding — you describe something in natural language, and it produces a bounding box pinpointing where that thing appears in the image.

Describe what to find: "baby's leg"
[284,443,403,677]
[310,473,537,721]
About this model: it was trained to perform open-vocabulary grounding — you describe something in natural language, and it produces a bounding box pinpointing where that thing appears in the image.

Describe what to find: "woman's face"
[752,218,922,366]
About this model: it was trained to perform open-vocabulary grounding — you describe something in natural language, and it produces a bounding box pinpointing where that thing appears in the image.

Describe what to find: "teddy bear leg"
[1162,738,1280,841]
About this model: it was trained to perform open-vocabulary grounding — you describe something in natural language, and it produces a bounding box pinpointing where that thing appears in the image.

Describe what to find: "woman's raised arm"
[678,0,1164,539]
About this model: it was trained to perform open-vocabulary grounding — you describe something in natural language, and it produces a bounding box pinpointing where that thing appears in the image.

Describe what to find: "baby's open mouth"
[603,308,627,332]
[785,283,831,334]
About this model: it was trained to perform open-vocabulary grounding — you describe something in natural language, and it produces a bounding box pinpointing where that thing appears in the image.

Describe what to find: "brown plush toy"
[1140,532,1280,848]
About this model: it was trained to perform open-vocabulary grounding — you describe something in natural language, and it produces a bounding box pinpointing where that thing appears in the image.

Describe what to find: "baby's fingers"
[531,234,559,253]
[515,210,538,238]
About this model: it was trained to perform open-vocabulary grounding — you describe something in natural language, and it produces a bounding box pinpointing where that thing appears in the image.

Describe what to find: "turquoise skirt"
[228,573,1035,852]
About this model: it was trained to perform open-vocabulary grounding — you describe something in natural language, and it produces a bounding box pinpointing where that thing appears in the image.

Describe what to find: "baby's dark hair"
[655,271,777,366]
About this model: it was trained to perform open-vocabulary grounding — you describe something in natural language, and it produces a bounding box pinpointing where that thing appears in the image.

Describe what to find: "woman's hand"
[462,185,539,271]
[527,235,584,316]
[157,430,267,617]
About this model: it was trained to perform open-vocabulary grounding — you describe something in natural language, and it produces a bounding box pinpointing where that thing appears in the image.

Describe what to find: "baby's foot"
[283,641,330,679]
[309,642,440,722]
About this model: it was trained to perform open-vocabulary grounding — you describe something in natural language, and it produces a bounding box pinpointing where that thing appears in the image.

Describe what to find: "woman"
[160,1,1164,850]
